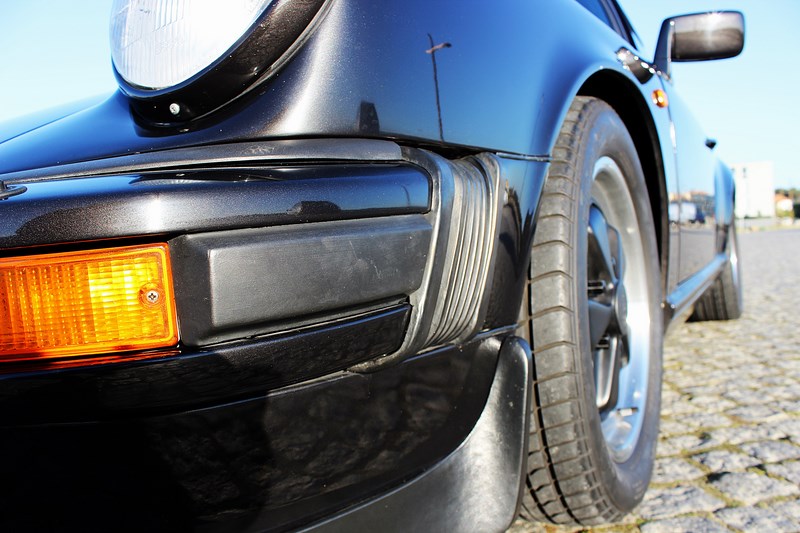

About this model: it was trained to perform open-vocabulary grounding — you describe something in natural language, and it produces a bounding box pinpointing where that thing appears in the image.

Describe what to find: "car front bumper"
[1,333,530,533]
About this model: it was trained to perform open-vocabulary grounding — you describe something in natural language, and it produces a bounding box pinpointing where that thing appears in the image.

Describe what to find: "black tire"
[691,224,743,320]
[518,97,663,525]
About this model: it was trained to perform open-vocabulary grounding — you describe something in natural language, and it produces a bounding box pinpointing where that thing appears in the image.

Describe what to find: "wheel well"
[578,72,669,292]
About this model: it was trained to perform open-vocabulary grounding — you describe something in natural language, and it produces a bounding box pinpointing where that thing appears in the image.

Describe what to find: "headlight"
[109,0,328,125]
[110,0,274,90]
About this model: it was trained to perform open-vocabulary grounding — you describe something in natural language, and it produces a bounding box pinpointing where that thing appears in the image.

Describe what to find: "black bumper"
[0,139,541,531]
[0,334,530,533]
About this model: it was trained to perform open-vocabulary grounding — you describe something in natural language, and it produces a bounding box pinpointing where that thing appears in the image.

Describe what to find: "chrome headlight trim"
[109,0,328,126]
[110,0,275,91]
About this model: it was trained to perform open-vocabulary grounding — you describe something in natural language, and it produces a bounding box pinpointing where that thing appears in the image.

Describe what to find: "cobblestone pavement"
[508,229,800,532]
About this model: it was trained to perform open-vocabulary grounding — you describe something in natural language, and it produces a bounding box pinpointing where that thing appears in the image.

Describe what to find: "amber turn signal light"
[0,244,178,362]
[652,89,669,108]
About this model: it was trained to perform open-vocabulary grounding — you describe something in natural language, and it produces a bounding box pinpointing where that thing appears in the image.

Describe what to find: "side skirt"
[664,252,726,333]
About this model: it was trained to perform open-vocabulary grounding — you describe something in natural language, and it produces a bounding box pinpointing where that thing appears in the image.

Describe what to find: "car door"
[661,78,717,282]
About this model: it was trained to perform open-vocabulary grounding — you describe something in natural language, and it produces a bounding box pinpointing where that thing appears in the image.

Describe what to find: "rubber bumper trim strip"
[170,215,432,346]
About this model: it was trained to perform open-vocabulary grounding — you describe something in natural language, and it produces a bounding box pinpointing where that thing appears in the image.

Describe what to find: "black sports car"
[0,1,743,531]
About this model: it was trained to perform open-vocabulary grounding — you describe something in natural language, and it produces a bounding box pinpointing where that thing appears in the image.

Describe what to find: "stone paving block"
[640,516,729,533]
[760,376,798,388]
[670,376,716,391]
[726,404,788,423]
[767,419,800,441]
[765,460,800,484]
[723,388,773,405]
[736,364,779,379]
[709,471,799,505]
[693,449,760,472]
[709,424,788,446]
[686,395,738,413]
[651,457,705,485]
[658,418,687,437]
[713,369,759,383]
[776,400,800,413]
[661,400,702,416]
[740,440,800,463]
[681,412,735,431]
[774,359,800,372]
[773,500,800,524]
[714,506,800,533]
[657,434,708,457]
[661,386,681,400]
[634,486,725,520]
[768,385,800,401]
[681,385,724,396]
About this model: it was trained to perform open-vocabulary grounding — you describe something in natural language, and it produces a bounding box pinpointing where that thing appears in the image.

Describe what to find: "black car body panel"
[1,337,513,532]
[0,160,430,249]
[2,0,648,166]
[0,0,743,530]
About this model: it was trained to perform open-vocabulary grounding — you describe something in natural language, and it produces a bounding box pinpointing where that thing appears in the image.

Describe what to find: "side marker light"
[652,89,669,108]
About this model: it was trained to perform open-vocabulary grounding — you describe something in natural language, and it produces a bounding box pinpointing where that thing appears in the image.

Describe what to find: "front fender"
[715,158,736,229]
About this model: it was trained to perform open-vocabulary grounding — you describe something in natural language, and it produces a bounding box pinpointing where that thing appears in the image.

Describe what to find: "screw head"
[169,103,181,116]
[140,284,164,306]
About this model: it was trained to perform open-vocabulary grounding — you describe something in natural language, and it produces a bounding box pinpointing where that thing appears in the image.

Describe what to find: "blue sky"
[1,1,797,187]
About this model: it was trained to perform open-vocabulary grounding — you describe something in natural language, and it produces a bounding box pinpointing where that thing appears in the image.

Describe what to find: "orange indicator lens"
[652,89,669,108]
[0,244,178,362]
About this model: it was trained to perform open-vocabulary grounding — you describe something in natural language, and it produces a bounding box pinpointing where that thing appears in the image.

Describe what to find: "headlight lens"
[110,0,274,90]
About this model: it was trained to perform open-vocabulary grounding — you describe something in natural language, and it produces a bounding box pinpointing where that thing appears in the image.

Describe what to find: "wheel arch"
[577,72,670,293]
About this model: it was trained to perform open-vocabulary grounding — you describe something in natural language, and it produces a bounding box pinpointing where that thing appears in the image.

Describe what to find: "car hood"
[0,94,109,146]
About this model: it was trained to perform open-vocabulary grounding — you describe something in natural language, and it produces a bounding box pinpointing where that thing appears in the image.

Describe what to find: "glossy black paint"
[307,336,531,533]
[0,0,633,173]
[483,157,547,330]
[0,336,500,533]
[0,305,409,423]
[0,164,428,250]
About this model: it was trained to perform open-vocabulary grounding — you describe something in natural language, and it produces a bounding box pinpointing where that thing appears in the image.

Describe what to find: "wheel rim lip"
[589,156,652,463]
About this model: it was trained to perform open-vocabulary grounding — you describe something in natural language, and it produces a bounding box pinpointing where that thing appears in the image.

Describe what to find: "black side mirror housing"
[655,11,744,79]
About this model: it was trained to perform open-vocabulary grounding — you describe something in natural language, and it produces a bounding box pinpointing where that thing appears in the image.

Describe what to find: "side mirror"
[654,11,744,79]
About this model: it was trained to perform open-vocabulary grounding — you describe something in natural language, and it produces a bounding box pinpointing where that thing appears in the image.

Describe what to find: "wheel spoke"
[595,335,622,411]
[609,224,624,281]
[619,327,630,367]
[588,205,617,283]
[588,299,613,348]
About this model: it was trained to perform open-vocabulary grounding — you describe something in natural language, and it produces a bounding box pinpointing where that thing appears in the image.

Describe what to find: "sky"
[1,1,798,188]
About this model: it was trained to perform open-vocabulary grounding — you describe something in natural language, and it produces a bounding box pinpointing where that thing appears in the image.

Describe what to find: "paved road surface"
[508,229,800,532]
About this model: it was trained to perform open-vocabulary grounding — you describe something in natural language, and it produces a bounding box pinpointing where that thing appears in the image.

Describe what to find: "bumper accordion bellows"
[425,158,499,346]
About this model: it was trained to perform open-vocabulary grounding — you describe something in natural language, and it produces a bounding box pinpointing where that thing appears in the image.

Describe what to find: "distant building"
[731,161,775,218]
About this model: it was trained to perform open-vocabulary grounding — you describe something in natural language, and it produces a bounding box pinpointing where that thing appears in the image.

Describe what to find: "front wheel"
[518,97,663,525]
